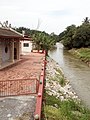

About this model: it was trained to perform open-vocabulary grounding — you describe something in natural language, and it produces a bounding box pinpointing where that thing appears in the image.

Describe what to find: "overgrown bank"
[43,57,90,120]
[69,48,90,66]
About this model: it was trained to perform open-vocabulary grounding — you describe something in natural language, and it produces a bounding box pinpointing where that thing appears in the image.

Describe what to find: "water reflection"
[49,43,64,66]
[49,42,90,108]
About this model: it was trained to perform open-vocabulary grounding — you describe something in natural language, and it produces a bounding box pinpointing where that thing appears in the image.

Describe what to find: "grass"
[44,105,62,120]
[54,68,66,86]
[55,68,64,76]
[77,48,90,61]
[43,93,90,120]
[69,48,90,63]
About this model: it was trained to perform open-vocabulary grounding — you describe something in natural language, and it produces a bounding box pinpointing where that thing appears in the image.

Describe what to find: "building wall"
[0,41,2,66]
[0,39,20,67]
[21,41,32,54]
[14,40,20,60]
[1,40,10,62]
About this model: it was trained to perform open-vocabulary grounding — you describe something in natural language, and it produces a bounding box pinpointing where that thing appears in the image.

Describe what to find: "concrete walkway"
[0,95,36,120]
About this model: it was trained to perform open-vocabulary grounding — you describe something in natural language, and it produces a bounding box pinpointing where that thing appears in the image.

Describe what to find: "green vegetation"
[55,68,66,86]
[32,30,56,52]
[78,48,90,60]
[54,74,65,87]
[69,48,90,63]
[49,68,66,87]
[59,17,90,49]
[44,93,90,120]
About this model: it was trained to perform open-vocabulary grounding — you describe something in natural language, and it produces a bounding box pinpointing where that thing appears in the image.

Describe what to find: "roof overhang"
[0,27,23,39]
[21,37,32,41]
[0,35,23,39]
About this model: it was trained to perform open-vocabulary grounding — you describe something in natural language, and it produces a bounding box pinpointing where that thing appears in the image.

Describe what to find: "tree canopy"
[59,17,90,49]
[32,30,56,51]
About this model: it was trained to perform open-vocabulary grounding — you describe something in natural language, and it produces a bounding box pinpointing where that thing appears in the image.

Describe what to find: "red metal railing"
[34,51,46,120]
[0,78,39,97]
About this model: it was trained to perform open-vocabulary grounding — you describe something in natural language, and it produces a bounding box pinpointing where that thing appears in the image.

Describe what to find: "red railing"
[34,52,46,120]
[0,78,39,97]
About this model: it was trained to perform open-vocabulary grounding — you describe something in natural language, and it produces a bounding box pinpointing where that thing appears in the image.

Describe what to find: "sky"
[0,0,90,35]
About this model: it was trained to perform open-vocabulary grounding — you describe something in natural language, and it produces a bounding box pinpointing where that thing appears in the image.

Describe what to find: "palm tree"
[83,17,90,24]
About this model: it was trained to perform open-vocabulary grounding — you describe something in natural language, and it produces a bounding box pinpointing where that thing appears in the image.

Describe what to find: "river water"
[49,42,90,108]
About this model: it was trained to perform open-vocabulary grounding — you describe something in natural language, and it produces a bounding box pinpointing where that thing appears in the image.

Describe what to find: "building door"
[14,48,17,59]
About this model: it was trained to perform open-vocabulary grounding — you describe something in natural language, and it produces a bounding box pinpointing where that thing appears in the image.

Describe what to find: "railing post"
[36,79,39,93]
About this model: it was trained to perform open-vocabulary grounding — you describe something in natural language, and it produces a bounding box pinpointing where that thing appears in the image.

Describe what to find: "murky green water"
[49,43,90,108]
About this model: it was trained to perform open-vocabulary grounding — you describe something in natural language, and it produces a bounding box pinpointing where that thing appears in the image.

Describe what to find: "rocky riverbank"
[45,56,79,101]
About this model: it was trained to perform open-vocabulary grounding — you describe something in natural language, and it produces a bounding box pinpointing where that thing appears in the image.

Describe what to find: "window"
[23,43,29,47]
[5,46,8,53]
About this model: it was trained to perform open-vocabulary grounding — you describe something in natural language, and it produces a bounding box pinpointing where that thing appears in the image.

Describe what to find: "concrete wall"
[0,39,20,67]
[1,40,10,62]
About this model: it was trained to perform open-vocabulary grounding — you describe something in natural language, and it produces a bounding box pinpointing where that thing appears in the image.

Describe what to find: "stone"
[34,114,39,119]
[7,114,12,118]
[60,96,64,101]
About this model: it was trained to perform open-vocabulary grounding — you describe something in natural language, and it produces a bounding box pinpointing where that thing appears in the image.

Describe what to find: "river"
[49,42,90,108]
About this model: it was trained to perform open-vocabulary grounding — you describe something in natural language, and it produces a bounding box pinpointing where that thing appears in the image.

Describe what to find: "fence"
[0,78,39,97]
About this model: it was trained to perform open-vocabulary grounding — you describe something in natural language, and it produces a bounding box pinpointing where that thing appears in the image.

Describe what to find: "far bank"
[69,48,90,67]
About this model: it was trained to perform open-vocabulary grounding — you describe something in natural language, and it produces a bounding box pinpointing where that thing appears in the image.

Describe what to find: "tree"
[15,27,31,35]
[61,25,76,49]
[73,24,90,48]
[58,31,66,41]
[82,17,90,24]
[58,18,90,49]
[32,30,56,52]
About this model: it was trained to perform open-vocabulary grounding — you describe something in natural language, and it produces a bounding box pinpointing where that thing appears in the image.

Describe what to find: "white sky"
[0,0,90,34]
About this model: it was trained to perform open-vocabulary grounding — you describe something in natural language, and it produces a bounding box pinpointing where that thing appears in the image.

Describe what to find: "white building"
[21,36,32,55]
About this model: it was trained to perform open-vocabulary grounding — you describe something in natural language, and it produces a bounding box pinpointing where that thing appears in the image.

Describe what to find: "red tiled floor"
[0,52,45,96]
[0,53,45,80]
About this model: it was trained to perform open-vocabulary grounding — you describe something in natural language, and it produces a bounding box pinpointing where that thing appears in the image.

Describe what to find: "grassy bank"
[43,57,90,120]
[69,48,90,65]
[44,93,90,120]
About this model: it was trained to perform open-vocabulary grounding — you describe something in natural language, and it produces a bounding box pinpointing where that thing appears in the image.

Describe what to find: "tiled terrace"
[0,53,45,80]
[0,52,45,120]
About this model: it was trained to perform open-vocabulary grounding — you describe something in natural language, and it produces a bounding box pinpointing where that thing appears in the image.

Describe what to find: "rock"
[7,114,12,118]
[54,104,58,108]
[69,92,74,97]
[72,95,78,99]
[60,96,64,101]
[24,103,27,106]
[60,87,66,93]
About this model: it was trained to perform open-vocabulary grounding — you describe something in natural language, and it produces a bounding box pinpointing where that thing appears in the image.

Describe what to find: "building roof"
[0,27,23,38]
[21,36,32,41]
